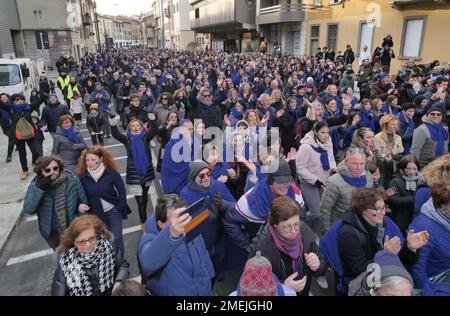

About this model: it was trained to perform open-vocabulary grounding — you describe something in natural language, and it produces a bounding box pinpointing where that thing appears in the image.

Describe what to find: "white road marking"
[105,143,122,149]
[25,215,38,222]
[115,156,127,161]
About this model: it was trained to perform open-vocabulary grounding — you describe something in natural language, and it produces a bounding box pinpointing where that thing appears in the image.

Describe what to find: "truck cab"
[0,58,44,102]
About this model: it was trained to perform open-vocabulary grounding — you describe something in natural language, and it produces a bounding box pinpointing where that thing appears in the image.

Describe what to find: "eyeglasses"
[76,235,97,247]
[429,112,442,117]
[44,166,60,173]
[15,98,25,102]
[161,97,168,100]
[203,95,211,98]
[198,171,211,179]
[368,206,390,214]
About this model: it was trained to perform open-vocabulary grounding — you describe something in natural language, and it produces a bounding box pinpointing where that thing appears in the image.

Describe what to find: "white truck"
[0,58,45,102]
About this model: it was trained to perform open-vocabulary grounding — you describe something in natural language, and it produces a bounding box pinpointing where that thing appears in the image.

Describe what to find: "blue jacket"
[41,102,70,133]
[79,169,131,223]
[138,217,215,296]
[161,134,192,194]
[408,198,450,289]
[180,180,236,249]
[414,181,430,216]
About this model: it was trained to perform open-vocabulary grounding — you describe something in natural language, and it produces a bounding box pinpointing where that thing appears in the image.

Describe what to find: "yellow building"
[304,0,450,72]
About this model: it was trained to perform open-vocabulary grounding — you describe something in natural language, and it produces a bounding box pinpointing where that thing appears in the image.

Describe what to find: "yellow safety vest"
[57,76,70,92]
[67,83,80,100]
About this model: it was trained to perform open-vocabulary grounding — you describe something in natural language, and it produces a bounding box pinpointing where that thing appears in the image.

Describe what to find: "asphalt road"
[0,122,163,296]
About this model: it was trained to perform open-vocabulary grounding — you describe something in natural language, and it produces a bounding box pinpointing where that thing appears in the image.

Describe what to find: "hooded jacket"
[138,217,215,296]
[408,198,450,288]
[320,161,374,231]
[41,101,71,133]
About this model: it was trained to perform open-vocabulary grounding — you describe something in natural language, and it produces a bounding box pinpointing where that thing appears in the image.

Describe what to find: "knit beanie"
[89,103,99,110]
[188,160,210,183]
[426,104,444,116]
[239,251,277,296]
[379,72,390,82]
[373,250,414,287]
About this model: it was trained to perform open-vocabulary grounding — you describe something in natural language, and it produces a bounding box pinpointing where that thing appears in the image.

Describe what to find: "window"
[401,17,426,58]
[0,64,21,87]
[310,25,320,55]
[358,21,374,55]
[195,8,199,19]
[327,24,338,52]
[329,0,342,4]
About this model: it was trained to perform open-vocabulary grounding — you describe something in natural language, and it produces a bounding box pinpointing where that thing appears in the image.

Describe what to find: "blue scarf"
[397,112,415,135]
[425,122,449,156]
[127,130,149,177]
[310,144,330,171]
[341,174,367,188]
[210,162,229,180]
[13,104,31,113]
[230,107,245,120]
[246,180,297,220]
[61,128,81,144]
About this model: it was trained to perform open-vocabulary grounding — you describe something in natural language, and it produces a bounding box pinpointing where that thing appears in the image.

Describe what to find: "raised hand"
[406,230,429,252]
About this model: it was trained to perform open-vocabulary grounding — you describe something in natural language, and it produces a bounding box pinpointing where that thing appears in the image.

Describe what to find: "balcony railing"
[256,3,305,25]
[259,3,303,15]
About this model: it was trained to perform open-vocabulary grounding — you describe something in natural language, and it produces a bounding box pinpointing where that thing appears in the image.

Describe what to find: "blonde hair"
[420,154,450,187]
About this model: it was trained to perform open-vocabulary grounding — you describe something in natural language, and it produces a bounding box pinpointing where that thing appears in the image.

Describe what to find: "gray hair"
[259,93,271,102]
[374,276,413,296]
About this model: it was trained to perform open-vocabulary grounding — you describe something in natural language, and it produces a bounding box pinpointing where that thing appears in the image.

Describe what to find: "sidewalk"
[0,72,60,252]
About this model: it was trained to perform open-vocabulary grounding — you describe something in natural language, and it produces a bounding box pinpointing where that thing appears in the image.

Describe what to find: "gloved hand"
[36,175,52,191]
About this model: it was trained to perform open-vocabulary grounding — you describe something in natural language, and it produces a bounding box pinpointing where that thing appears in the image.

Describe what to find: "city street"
[0,123,162,295]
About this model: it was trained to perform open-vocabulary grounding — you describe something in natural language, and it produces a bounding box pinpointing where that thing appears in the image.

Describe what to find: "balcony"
[256,3,305,25]
[389,0,448,8]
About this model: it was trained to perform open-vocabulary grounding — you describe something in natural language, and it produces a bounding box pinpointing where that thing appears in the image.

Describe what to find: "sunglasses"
[203,95,211,98]
[15,98,25,101]
[44,166,60,173]
[198,171,211,180]
[429,112,442,117]
[161,97,168,100]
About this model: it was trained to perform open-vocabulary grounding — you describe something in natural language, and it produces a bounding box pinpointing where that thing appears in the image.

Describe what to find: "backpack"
[15,117,35,140]
[422,269,450,296]
[319,216,403,295]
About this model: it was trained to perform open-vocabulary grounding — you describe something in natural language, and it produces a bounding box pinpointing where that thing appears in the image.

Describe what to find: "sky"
[96,0,153,16]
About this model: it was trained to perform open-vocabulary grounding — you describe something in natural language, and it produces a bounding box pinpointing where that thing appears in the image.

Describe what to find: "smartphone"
[179,197,209,236]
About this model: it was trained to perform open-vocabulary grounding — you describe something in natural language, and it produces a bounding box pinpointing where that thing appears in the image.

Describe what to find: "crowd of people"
[0,35,449,296]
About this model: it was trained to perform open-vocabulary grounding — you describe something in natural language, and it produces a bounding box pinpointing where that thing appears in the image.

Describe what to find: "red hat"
[239,251,277,296]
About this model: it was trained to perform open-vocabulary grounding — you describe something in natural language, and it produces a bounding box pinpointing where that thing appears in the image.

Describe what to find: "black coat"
[273,110,296,154]
[194,100,222,128]
[339,211,418,280]
[248,222,328,296]
[86,112,107,133]
[51,237,129,296]
[387,175,417,235]
[123,104,150,128]
[343,50,355,65]
[111,120,157,186]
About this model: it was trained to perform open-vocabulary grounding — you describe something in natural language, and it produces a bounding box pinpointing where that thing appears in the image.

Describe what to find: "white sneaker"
[316,276,328,289]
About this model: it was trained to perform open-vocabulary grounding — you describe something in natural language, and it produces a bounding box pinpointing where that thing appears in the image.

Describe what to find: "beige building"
[140,11,158,48]
[304,0,450,72]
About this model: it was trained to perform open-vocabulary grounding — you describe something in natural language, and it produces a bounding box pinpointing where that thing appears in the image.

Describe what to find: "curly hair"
[431,184,450,209]
[351,188,388,215]
[75,145,119,176]
[243,109,261,126]
[420,154,450,187]
[58,215,111,253]
[33,155,65,175]
[157,92,174,104]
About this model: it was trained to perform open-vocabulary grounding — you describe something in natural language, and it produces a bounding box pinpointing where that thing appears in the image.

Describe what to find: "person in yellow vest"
[67,77,83,106]
[57,70,70,105]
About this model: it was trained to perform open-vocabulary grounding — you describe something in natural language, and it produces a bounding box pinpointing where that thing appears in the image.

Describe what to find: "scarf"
[401,175,419,192]
[88,163,106,183]
[341,174,367,188]
[59,237,115,296]
[230,107,245,120]
[310,142,330,171]
[269,225,304,277]
[62,127,81,144]
[52,173,68,233]
[128,130,149,177]
[13,104,31,113]
[425,122,449,156]
[397,112,414,135]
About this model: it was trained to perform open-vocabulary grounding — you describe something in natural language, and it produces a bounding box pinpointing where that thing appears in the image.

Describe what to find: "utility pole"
[93,0,102,53]
[160,0,165,49]
[39,32,47,72]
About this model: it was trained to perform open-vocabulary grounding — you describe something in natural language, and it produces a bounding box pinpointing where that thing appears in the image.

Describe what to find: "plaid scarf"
[52,174,68,233]
[59,237,115,296]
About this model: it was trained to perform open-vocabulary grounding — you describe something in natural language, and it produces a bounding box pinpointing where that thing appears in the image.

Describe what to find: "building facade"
[0,0,24,58]
[304,0,450,72]
[140,11,158,48]
[189,0,259,53]
[14,0,100,67]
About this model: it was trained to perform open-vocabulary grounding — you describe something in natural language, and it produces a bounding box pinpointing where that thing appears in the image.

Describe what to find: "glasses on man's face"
[429,112,442,117]
[198,171,212,180]
[203,94,211,98]
[44,166,60,173]
[76,235,97,247]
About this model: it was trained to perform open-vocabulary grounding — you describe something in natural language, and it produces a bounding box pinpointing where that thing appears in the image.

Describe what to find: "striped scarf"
[52,174,68,233]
